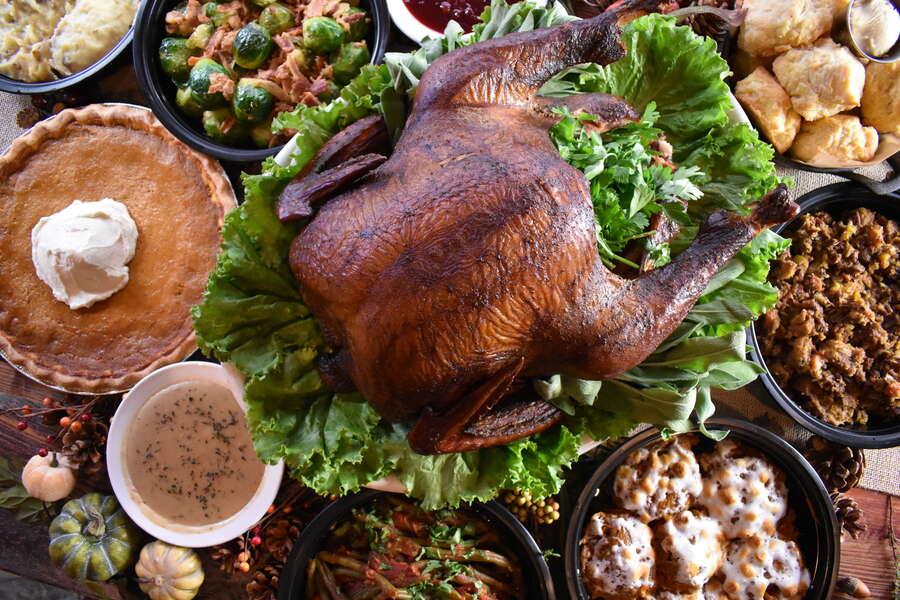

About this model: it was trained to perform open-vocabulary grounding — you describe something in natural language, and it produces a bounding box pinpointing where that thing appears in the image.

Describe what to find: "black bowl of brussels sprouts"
[133,0,390,162]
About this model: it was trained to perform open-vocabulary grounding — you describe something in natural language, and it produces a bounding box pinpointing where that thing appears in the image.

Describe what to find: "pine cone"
[60,421,108,476]
[832,492,867,540]
[805,436,866,493]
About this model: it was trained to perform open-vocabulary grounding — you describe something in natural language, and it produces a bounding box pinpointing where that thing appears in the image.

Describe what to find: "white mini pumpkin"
[21,452,76,502]
[136,541,205,600]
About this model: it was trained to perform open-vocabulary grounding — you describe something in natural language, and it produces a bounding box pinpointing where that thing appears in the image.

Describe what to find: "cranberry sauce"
[402,0,494,33]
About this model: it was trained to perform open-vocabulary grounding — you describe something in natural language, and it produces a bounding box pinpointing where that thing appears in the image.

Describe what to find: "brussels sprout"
[188,57,232,108]
[342,6,369,42]
[175,86,205,119]
[187,22,214,51]
[158,37,195,83]
[202,2,218,19]
[315,79,340,102]
[202,109,249,144]
[251,0,277,6]
[302,16,344,55]
[204,1,237,27]
[232,79,274,123]
[250,119,274,148]
[331,42,369,84]
[287,47,310,70]
[258,3,295,34]
[233,23,274,69]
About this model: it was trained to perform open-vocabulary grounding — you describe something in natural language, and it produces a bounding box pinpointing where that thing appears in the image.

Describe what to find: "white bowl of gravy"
[107,361,283,547]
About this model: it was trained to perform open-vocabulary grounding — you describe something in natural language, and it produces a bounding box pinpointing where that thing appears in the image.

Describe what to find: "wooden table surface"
[0,359,897,599]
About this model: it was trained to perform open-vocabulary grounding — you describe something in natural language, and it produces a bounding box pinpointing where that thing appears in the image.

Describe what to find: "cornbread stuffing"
[579,438,810,600]
[759,208,900,427]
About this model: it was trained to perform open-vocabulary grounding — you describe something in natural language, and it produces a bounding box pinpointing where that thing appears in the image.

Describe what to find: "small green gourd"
[48,493,141,582]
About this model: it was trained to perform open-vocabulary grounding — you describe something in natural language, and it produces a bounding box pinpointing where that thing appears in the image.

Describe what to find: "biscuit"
[792,115,879,163]
[862,60,900,136]
[614,436,702,523]
[735,67,802,154]
[738,0,835,57]
[773,39,866,121]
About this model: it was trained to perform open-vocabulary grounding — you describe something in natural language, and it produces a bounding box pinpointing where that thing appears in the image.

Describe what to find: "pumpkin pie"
[0,104,235,393]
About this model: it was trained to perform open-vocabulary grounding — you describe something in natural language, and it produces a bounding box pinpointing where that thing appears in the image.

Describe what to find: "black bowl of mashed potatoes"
[748,182,900,448]
[0,0,138,93]
[564,419,838,600]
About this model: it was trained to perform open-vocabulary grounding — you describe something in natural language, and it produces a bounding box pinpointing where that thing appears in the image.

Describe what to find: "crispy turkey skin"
[278,0,798,454]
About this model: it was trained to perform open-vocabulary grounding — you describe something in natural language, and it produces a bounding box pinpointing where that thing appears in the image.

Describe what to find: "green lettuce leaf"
[543,14,787,217]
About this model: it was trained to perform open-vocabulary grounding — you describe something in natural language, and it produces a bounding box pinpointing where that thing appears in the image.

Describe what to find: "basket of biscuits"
[728,0,900,192]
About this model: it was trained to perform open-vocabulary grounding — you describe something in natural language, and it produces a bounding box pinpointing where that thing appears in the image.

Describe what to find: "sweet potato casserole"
[759,207,900,427]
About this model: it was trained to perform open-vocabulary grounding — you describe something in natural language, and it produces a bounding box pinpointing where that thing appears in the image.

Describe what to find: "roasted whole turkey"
[277,0,798,454]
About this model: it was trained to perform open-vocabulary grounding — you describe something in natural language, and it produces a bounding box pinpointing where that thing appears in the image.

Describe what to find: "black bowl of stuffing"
[278,488,556,600]
[133,0,390,162]
[564,419,839,600]
[748,182,900,448]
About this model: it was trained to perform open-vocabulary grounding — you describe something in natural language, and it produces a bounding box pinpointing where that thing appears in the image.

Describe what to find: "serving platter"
[0,1,898,599]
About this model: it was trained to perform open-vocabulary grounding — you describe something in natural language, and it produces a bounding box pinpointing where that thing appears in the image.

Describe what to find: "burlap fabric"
[0,91,896,494]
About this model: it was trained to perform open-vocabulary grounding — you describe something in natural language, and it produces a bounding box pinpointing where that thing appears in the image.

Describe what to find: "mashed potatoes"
[0,0,71,82]
[0,0,135,82]
[862,61,900,136]
[50,0,136,77]
[792,115,879,163]
[735,67,802,154]
[773,39,866,121]
[738,0,835,57]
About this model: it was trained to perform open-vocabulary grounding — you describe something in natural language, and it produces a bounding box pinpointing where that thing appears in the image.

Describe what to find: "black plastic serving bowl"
[0,26,134,94]
[278,488,557,600]
[564,419,839,600]
[133,0,390,162]
[747,182,900,448]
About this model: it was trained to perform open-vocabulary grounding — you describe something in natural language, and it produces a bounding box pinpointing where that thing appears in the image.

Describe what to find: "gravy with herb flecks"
[124,380,265,527]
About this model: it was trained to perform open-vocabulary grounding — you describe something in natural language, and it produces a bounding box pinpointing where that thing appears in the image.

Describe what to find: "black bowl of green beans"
[278,489,556,600]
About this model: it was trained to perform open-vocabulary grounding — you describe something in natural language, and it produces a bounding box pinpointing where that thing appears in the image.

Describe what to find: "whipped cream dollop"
[31,198,138,310]
[850,0,900,57]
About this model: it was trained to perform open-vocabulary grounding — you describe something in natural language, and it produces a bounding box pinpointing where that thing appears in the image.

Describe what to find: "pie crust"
[0,104,235,393]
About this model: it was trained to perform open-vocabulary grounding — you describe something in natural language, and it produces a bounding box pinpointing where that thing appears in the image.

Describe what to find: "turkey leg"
[566,184,797,379]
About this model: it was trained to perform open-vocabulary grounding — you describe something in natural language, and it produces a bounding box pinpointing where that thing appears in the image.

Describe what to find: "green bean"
[314,567,332,600]
[317,552,404,599]
[468,566,516,596]
[319,561,350,600]
[306,558,319,599]
[420,547,514,570]
[348,587,380,600]
[332,567,366,580]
